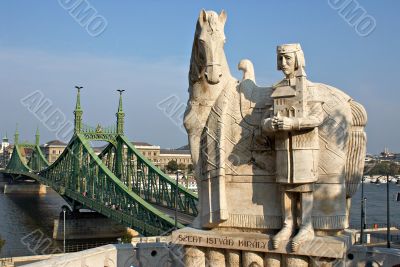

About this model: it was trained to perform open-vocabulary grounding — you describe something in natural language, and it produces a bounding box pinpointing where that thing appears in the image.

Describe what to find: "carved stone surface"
[183,246,205,267]
[172,228,353,259]
[285,255,309,267]
[207,248,225,266]
[242,251,264,267]
[136,242,171,267]
[264,253,281,267]
[226,250,241,267]
[182,8,367,266]
[183,9,367,235]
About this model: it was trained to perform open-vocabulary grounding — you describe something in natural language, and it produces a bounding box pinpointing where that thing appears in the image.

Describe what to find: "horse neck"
[220,50,233,84]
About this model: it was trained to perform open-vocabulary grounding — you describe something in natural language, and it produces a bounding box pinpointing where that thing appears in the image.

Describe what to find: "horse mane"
[189,21,203,85]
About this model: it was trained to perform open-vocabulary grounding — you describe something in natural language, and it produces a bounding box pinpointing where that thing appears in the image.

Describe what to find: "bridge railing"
[38,134,182,236]
[3,133,191,235]
[6,143,49,174]
[27,145,49,171]
[81,123,117,134]
[6,145,31,173]
[101,135,198,217]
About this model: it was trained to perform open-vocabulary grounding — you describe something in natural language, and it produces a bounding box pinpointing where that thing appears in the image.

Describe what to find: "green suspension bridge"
[0,88,198,236]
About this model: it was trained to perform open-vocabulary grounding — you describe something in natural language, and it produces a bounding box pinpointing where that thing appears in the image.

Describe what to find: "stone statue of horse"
[183,9,238,227]
[184,10,367,232]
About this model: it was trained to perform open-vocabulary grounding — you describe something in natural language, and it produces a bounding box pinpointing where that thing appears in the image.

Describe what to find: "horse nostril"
[219,73,222,77]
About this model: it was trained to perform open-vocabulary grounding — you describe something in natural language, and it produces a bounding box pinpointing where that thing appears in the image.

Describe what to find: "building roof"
[160,149,191,155]
[132,141,153,147]
[176,144,189,150]
[4,144,14,151]
[20,147,33,157]
[44,140,67,146]
[92,147,104,154]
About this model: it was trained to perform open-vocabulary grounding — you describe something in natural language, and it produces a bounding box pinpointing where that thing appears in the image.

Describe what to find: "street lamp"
[360,176,365,244]
[363,197,367,230]
[62,206,67,253]
[387,173,391,248]
[175,169,182,230]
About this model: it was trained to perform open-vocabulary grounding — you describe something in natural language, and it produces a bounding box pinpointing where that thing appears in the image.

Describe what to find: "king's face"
[278,52,296,78]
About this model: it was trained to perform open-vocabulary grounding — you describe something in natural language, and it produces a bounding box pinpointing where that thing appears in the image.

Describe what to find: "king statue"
[262,44,323,251]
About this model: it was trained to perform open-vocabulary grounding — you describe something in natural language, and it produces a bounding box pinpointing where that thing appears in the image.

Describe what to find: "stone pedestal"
[4,184,46,194]
[183,246,205,267]
[137,242,171,267]
[242,251,263,266]
[53,217,127,240]
[207,248,225,266]
[171,227,355,267]
[226,250,241,267]
[264,253,281,267]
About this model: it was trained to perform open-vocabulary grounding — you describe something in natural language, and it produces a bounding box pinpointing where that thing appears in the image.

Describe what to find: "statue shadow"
[228,79,354,232]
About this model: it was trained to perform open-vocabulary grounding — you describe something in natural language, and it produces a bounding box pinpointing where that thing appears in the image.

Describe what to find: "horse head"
[190,9,227,85]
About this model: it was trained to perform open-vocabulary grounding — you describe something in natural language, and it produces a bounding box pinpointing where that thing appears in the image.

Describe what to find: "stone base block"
[0,181,7,189]
[53,217,127,240]
[171,227,355,266]
[4,184,46,194]
[137,242,171,267]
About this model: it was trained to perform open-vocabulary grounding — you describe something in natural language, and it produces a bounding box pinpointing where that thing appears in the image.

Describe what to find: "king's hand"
[276,117,296,131]
[261,118,277,133]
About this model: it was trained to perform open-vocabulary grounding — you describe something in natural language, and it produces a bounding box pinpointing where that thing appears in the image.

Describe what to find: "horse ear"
[219,10,227,24]
[199,9,208,25]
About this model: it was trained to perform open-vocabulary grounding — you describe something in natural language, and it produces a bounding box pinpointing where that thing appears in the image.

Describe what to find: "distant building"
[92,146,104,156]
[380,147,395,160]
[90,141,192,174]
[130,141,192,171]
[1,134,9,152]
[365,154,375,162]
[41,140,67,164]
[180,175,197,193]
[0,134,12,168]
[133,142,161,165]
[37,139,192,171]
[158,148,192,170]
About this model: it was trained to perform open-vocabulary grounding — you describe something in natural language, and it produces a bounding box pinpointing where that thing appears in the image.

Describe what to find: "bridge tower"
[35,126,40,146]
[72,86,84,196]
[2,87,198,236]
[74,86,83,134]
[116,89,125,135]
[115,90,125,179]
[14,124,19,145]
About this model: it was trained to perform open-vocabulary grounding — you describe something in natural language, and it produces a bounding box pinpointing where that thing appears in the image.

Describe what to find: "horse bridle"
[204,62,221,67]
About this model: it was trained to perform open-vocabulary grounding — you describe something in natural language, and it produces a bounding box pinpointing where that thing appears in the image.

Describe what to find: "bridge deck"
[151,204,195,225]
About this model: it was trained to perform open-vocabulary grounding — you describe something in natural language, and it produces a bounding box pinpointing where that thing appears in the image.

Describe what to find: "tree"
[0,235,5,253]
[166,160,178,173]
[366,161,400,176]
[187,164,194,174]
[178,163,187,171]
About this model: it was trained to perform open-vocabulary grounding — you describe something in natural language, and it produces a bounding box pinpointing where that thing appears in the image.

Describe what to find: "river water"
[349,182,400,229]
[0,183,67,257]
[1,174,400,257]
[0,175,118,257]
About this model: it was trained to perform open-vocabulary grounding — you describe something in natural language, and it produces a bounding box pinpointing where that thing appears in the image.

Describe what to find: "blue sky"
[0,1,398,153]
